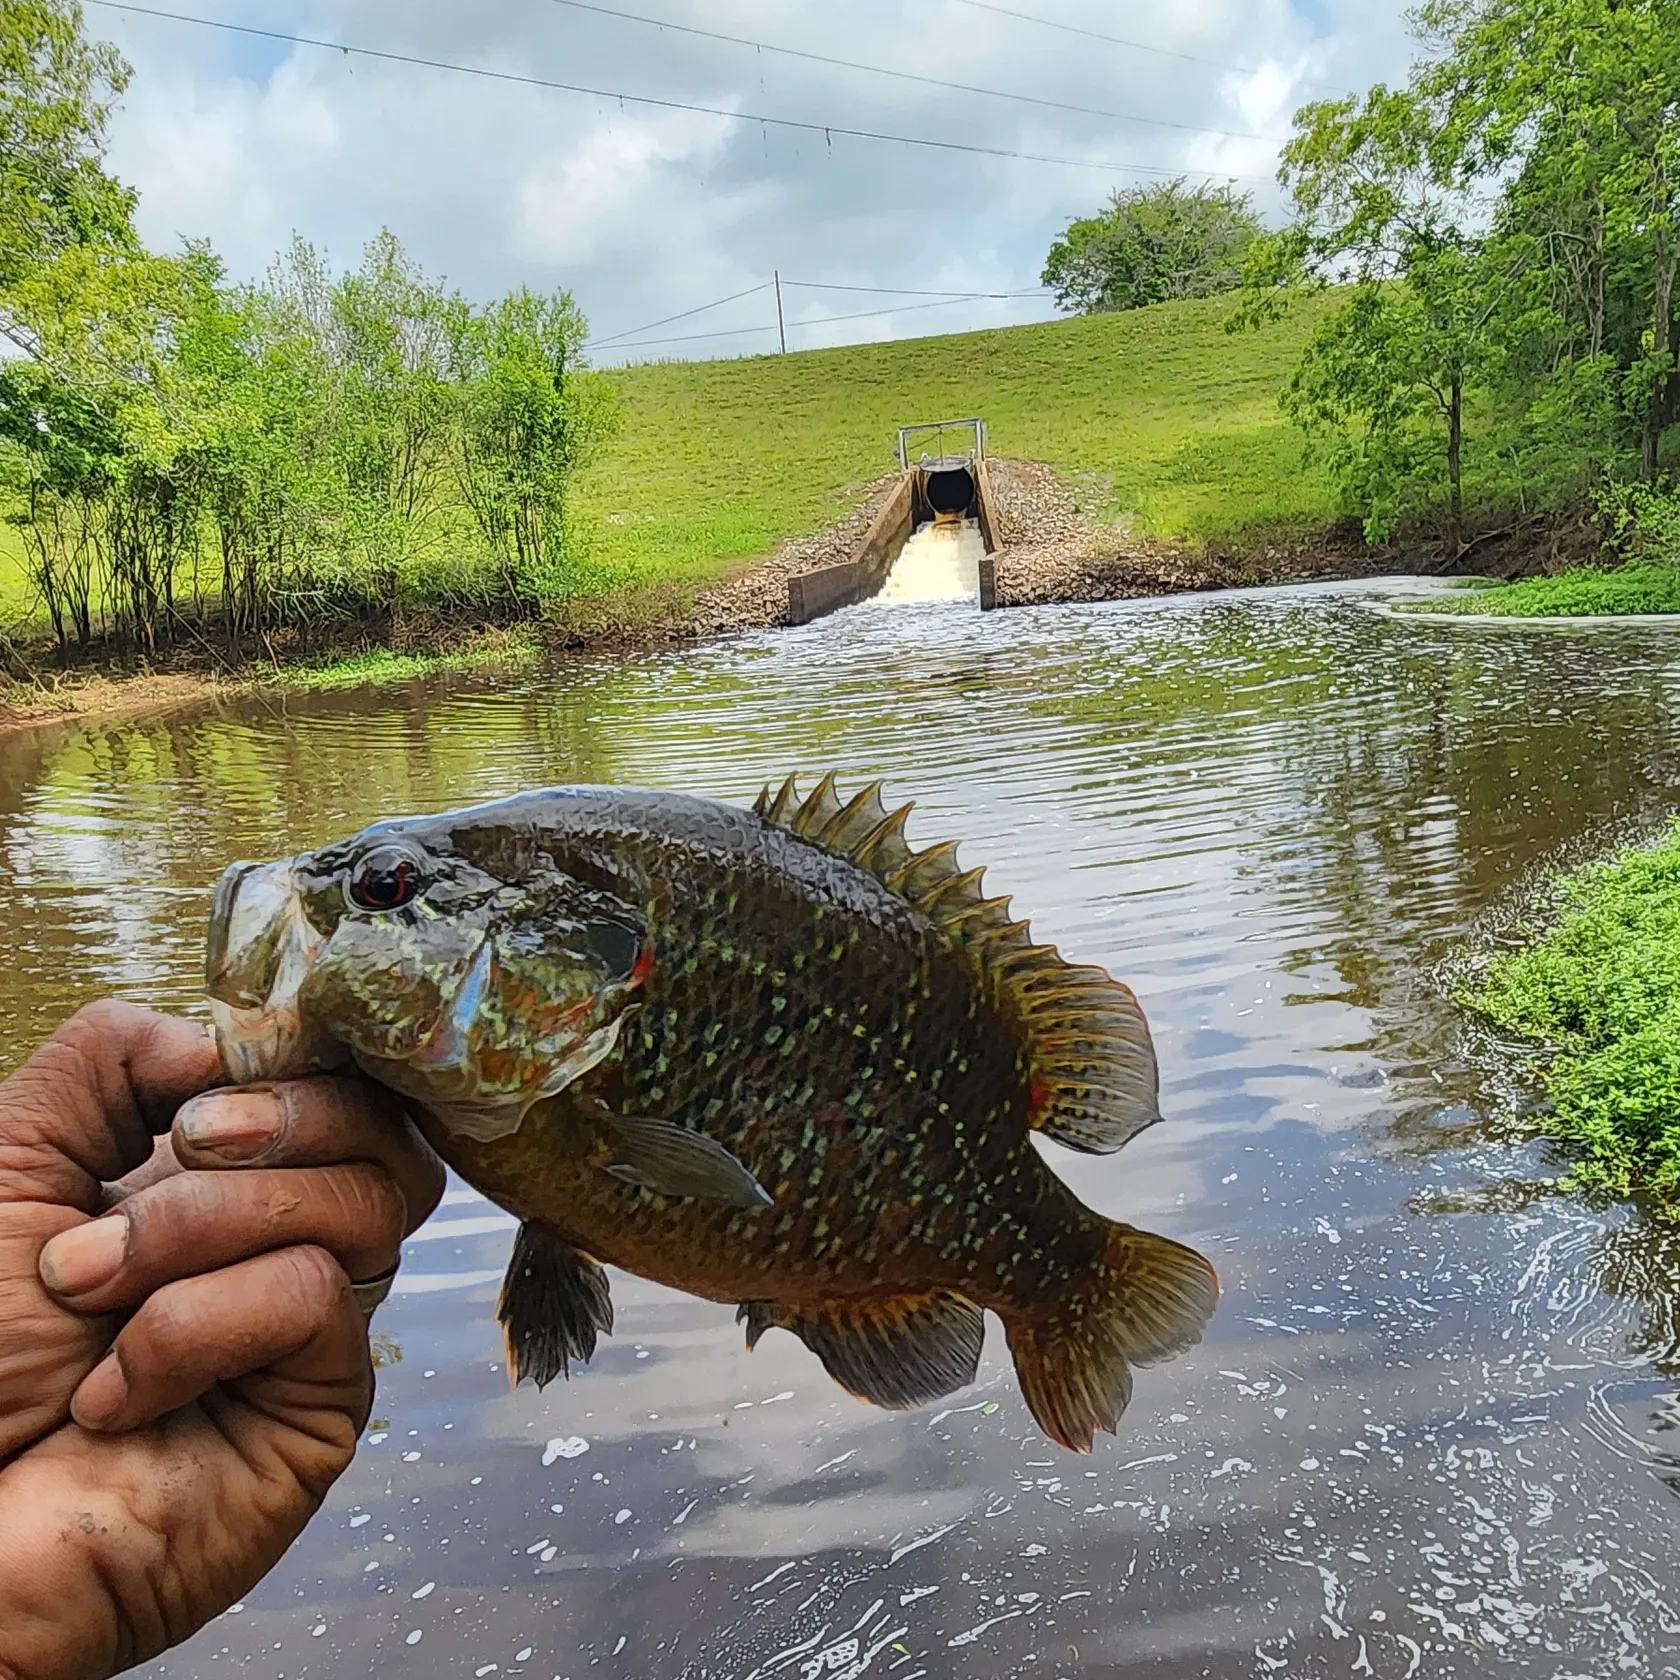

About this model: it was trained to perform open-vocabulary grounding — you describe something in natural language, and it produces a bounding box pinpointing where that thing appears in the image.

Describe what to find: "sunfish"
[205,775,1218,1451]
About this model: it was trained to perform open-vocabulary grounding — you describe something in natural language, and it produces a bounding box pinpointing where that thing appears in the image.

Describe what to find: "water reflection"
[2,579,1679,1674]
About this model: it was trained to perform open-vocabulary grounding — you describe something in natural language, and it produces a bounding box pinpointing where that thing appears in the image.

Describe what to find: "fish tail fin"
[1003,1223,1218,1452]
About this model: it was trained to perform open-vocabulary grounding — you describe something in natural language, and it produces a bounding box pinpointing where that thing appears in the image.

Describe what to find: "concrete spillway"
[878,517,986,602]
[786,417,999,625]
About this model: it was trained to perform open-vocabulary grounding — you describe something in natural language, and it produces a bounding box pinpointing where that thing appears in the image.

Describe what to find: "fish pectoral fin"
[741,1291,985,1411]
[602,1114,773,1208]
[496,1221,614,1388]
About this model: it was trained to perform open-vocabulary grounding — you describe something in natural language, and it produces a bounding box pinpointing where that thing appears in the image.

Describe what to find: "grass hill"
[575,289,1341,596]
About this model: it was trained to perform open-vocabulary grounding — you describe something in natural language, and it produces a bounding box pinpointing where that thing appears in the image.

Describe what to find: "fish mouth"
[206,857,348,1084]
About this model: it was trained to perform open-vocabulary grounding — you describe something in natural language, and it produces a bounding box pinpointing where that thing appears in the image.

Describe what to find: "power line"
[588,280,771,346]
[781,280,1049,298]
[547,0,1288,144]
[85,1,1278,185]
[588,278,1047,349]
[602,290,1053,354]
[604,323,780,352]
[947,0,1341,92]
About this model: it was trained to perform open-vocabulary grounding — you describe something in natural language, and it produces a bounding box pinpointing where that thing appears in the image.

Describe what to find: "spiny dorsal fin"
[750,774,1161,1153]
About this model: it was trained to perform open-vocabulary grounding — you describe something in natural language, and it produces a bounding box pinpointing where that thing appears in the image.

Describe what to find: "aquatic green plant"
[278,638,534,693]
[1417,563,1680,617]
[1466,822,1680,1194]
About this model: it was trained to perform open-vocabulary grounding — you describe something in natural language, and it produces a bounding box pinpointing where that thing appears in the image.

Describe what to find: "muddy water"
[7,579,1680,1678]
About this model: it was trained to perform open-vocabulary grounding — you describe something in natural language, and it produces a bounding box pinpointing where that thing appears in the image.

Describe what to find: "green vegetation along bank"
[1466,823,1680,1196]
[1407,563,1680,618]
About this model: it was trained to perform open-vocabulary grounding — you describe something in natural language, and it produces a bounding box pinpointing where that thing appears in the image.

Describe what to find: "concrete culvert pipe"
[925,467,976,517]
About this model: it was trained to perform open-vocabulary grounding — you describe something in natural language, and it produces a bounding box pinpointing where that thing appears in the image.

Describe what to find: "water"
[7,578,1680,1678]
[877,519,983,603]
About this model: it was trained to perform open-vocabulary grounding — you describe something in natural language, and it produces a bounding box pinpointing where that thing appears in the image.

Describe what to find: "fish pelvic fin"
[602,1113,773,1207]
[1002,1223,1219,1453]
[752,774,1160,1153]
[736,1291,984,1410]
[496,1221,614,1388]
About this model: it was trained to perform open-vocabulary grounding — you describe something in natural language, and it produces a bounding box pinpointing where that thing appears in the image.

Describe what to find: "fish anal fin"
[603,1113,773,1208]
[496,1221,613,1388]
[1002,1222,1218,1452]
[743,1291,985,1410]
[756,773,1163,1154]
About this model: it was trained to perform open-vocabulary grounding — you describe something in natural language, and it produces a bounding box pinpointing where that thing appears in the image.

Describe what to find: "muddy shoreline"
[0,460,1572,739]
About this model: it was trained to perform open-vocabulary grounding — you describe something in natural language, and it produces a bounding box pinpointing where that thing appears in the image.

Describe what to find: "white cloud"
[89,0,1420,362]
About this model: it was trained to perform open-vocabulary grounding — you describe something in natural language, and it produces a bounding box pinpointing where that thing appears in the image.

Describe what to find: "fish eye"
[583,917,642,981]
[347,845,424,913]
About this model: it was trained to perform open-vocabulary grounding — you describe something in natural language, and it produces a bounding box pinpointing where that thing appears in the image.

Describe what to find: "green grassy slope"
[577,290,1340,591]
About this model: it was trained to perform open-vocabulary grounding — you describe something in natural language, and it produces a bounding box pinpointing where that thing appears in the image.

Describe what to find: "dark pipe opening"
[925,467,976,516]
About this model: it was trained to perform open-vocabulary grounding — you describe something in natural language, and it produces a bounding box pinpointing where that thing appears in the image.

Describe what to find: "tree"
[1416,0,1680,480]
[1041,178,1261,315]
[0,0,135,326]
[1238,84,1519,542]
[447,287,616,607]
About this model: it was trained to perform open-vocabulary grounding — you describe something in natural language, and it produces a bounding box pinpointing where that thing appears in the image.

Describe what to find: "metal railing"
[897,417,986,473]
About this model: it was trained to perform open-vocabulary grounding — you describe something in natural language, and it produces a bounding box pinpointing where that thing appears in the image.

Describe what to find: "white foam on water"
[877,518,983,603]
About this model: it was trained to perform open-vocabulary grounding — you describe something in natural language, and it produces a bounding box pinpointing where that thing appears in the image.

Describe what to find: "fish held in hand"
[205,775,1218,1451]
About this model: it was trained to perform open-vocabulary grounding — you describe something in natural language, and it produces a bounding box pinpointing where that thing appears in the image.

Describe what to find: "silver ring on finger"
[350,1263,400,1318]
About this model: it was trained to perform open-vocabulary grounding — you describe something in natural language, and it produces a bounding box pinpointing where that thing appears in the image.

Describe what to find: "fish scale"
[206,775,1221,1451]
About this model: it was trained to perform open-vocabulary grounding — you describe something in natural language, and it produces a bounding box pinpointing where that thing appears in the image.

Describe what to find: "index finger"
[172,1077,446,1237]
[0,1002,221,1210]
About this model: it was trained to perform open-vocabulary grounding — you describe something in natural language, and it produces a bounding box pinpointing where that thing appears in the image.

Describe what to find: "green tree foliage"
[449,288,617,604]
[0,0,134,308]
[1042,179,1261,315]
[1241,85,1508,541]
[1247,0,1680,542]
[0,5,616,658]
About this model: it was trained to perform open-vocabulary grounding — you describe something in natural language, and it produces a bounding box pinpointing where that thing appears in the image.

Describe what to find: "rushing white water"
[877,516,983,602]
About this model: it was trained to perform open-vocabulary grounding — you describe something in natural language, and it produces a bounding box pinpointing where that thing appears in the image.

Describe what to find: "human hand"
[0,1001,444,1680]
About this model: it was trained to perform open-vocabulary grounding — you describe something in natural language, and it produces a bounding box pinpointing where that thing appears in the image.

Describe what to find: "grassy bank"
[275,634,538,693]
[1416,563,1680,618]
[575,290,1343,592]
[1465,823,1680,1195]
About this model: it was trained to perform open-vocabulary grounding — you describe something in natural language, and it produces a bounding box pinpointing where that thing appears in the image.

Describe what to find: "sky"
[85,0,1419,365]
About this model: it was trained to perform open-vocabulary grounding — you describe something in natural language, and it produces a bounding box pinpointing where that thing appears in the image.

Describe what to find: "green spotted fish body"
[207,775,1218,1451]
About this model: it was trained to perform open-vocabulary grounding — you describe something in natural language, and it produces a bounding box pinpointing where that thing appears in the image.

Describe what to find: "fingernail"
[39,1216,128,1297]
[71,1351,127,1431]
[177,1088,284,1162]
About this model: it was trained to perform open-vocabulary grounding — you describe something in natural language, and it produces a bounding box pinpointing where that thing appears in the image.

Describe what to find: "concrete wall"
[973,459,1002,555]
[786,474,916,626]
[786,460,1004,626]
[852,475,917,597]
[787,563,861,626]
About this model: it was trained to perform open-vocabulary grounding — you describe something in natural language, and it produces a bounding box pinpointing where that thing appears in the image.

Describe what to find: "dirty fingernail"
[39,1216,128,1297]
[72,1352,128,1431]
[177,1089,283,1162]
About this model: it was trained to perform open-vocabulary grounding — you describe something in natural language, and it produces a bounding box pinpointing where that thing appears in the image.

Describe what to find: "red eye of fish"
[347,846,422,912]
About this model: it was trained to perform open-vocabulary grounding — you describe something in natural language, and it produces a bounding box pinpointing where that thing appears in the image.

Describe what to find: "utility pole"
[774,269,786,354]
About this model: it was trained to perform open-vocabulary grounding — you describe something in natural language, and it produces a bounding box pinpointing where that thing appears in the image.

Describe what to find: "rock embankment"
[983,459,1235,605]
